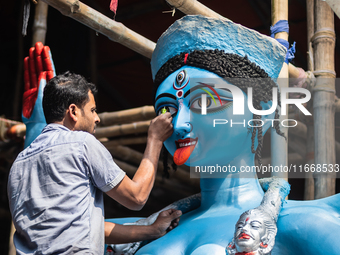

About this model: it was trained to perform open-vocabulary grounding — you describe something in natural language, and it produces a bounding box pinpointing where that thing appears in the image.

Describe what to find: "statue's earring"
[260,242,268,248]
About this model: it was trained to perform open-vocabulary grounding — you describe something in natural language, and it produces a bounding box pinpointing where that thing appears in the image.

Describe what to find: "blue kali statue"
[116,15,340,255]
[22,17,340,255]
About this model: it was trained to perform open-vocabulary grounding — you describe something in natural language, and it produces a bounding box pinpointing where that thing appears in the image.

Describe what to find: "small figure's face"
[75,91,100,134]
[154,66,253,166]
[234,213,267,253]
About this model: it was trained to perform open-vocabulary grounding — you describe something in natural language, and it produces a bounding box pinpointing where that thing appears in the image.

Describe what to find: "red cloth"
[110,0,118,15]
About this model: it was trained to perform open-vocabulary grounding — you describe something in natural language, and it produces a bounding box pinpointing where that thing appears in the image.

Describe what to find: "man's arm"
[106,112,173,210]
[104,208,181,244]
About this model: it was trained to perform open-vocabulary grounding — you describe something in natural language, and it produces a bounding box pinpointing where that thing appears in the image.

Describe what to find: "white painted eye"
[191,95,231,112]
[157,106,178,117]
[191,97,212,109]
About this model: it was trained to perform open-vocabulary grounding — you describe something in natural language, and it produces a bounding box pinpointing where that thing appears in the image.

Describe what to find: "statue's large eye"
[190,95,232,113]
[176,70,186,86]
[156,105,178,117]
[191,97,212,109]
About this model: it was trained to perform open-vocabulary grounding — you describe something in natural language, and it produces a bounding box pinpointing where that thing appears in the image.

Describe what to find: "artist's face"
[75,91,100,134]
[154,66,253,166]
[234,213,267,253]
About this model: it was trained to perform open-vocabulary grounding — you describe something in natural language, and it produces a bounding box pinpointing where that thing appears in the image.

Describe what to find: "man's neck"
[52,119,73,131]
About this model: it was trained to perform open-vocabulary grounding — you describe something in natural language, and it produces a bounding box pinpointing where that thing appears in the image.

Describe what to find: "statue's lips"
[173,138,198,165]
[238,233,251,240]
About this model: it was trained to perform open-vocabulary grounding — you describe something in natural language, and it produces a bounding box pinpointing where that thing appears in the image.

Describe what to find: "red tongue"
[173,145,195,165]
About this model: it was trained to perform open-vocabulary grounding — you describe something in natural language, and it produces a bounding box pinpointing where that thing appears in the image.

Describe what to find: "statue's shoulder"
[272,194,340,254]
[282,193,340,216]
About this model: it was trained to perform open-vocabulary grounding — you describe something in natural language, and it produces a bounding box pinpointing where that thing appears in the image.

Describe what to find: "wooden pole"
[165,0,304,80]
[324,0,340,19]
[304,0,315,200]
[335,97,340,112]
[41,0,307,80]
[40,0,156,58]
[13,0,25,120]
[106,144,200,189]
[95,120,150,139]
[270,0,289,181]
[32,1,49,45]
[113,159,197,197]
[312,0,336,199]
[8,222,16,255]
[98,106,156,126]
[101,136,148,147]
[165,0,228,20]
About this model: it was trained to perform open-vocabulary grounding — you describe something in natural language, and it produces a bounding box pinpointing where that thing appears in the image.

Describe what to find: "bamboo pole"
[42,0,307,80]
[8,222,16,255]
[304,0,315,200]
[101,136,148,147]
[261,153,304,168]
[312,0,336,199]
[40,0,156,58]
[114,159,196,197]
[107,144,200,189]
[13,0,25,120]
[32,1,49,45]
[95,120,150,139]
[98,106,156,126]
[324,0,340,19]
[165,0,228,20]
[165,0,304,79]
[335,96,340,112]
[270,0,289,181]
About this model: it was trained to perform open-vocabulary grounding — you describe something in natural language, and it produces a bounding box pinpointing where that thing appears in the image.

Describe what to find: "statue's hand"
[22,42,55,147]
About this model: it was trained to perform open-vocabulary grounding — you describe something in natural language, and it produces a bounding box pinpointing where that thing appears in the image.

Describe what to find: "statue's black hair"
[153,49,285,177]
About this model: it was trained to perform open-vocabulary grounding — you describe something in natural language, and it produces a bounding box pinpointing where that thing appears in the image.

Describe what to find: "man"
[8,71,181,254]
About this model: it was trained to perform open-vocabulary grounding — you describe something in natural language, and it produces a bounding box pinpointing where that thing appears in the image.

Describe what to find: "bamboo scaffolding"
[106,144,200,189]
[165,0,227,20]
[324,0,340,19]
[165,0,304,80]
[304,0,315,201]
[101,136,148,147]
[270,0,289,181]
[41,0,155,58]
[261,153,304,168]
[335,96,340,112]
[42,0,306,79]
[289,120,340,161]
[114,159,196,197]
[313,0,336,199]
[32,1,49,45]
[95,120,150,139]
[98,106,156,126]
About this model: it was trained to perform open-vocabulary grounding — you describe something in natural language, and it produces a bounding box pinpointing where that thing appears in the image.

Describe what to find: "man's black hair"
[43,71,97,124]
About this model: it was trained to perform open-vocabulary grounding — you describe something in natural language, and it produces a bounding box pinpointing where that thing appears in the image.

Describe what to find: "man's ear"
[260,100,276,134]
[68,104,78,122]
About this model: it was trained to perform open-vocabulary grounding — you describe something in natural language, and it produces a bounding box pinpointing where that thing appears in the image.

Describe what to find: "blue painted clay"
[134,15,340,255]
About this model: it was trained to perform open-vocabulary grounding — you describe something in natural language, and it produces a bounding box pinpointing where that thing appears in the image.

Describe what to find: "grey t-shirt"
[8,124,125,254]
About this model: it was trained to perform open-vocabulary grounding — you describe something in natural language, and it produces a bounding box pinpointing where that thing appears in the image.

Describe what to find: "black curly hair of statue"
[153,49,285,177]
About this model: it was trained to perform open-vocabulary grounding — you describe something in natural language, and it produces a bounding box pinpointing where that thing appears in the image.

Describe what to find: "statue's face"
[154,66,253,166]
[234,212,267,253]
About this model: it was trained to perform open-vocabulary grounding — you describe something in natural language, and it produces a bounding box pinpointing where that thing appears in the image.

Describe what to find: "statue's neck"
[199,152,264,210]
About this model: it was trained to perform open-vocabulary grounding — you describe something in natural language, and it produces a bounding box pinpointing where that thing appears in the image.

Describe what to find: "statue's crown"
[151,15,286,80]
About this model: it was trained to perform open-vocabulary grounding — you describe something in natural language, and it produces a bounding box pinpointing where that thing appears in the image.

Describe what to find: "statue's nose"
[174,107,192,139]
